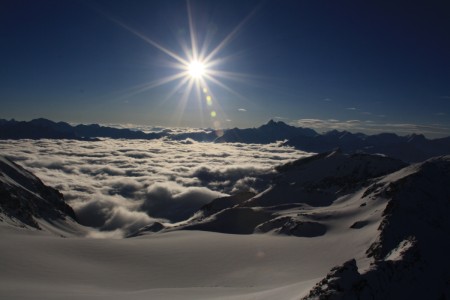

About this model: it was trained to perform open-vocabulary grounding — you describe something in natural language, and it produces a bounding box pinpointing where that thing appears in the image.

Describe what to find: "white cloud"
[0,138,309,235]
[238,108,247,112]
[141,182,226,222]
[292,118,450,137]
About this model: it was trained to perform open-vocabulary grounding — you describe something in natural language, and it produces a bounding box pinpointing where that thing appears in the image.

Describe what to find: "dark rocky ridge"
[168,151,408,236]
[1,118,449,162]
[302,156,450,299]
[0,118,162,140]
[0,156,77,229]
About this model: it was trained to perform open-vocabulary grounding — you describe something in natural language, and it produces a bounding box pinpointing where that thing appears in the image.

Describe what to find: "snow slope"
[0,227,366,300]
[1,153,449,299]
[0,156,83,235]
[177,151,407,235]
[303,155,450,299]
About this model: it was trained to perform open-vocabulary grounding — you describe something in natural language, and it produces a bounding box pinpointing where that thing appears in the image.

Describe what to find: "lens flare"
[99,1,261,128]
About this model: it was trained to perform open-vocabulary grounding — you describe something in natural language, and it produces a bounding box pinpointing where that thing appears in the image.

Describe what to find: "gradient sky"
[1,0,450,137]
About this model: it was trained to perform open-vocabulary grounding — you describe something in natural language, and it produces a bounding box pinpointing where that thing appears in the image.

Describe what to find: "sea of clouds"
[0,138,310,236]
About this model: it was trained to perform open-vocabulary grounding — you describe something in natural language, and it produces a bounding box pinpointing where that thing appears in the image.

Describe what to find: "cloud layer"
[0,138,308,235]
[293,118,450,137]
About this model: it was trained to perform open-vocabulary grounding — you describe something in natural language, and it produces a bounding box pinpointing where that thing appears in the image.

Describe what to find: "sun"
[188,60,206,79]
[103,1,258,129]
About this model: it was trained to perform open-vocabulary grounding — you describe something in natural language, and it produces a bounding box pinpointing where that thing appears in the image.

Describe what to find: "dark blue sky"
[1,0,449,137]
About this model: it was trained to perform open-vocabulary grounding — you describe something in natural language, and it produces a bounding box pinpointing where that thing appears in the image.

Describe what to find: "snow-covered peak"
[176,151,408,236]
[303,155,450,299]
[275,151,407,188]
[0,156,79,233]
[365,155,450,259]
[0,156,37,187]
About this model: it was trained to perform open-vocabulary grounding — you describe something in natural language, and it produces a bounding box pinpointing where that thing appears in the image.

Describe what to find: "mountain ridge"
[172,153,450,298]
[0,156,79,233]
[302,155,450,299]
[0,118,162,140]
[1,118,449,162]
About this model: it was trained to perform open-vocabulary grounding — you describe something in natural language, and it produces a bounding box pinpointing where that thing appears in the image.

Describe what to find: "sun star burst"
[187,60,206,79]
[102,2,259,128]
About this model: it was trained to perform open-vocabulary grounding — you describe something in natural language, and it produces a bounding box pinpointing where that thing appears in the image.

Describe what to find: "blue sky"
[1,0,449,137]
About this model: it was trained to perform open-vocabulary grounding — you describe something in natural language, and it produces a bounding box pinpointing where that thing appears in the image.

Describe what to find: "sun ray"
[173,78,196,125]
[142,72,188,89]
[187,0,199,61]
[208,69,262,82]
[203,4,261,64]
[198,77,229,121]
[105,15,189,66]
[204,74,248,102]
[162,76,192,103]
[94,1,262,127]
[99,72,187,104]
[194,79,205,126]
[198,24,215,61]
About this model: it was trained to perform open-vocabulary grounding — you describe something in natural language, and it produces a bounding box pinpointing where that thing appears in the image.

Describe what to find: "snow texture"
[1,142,449,299]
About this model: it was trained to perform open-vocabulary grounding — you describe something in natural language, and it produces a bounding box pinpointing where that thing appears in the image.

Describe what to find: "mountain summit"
[303,155,450,299]
[215,120,317,143]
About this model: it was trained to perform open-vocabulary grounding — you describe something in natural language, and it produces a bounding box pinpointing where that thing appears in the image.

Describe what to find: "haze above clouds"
[0,138,309,236]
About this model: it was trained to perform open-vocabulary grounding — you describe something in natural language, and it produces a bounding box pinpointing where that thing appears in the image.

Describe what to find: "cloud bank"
[0,138,309,235]
[292,118,450,137]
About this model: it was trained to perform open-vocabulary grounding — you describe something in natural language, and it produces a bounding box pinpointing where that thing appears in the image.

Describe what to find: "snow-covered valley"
[1,139,449,299]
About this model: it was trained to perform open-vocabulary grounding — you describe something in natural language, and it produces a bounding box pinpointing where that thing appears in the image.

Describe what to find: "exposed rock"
[302,156,450,299]
[0,156,77,229]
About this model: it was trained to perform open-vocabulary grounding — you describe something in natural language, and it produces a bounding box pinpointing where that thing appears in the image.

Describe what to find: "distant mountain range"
[1,118,449,162]
[0,118,162,140]
[214,119,317,143]
[215,120,450,162]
